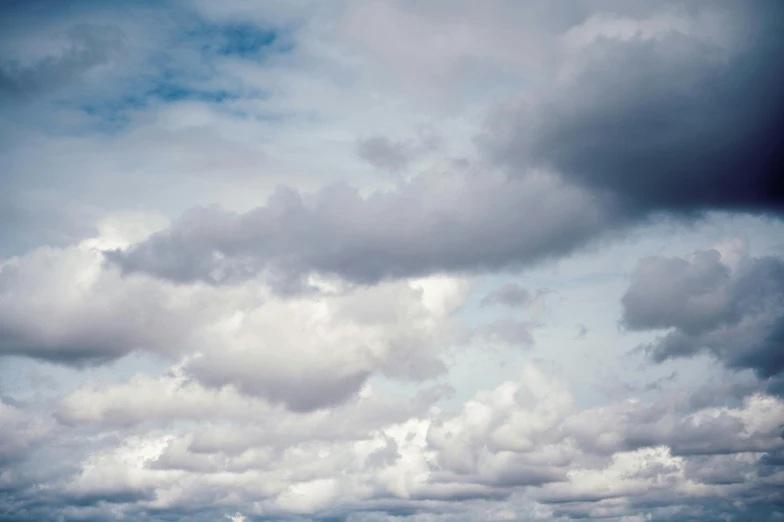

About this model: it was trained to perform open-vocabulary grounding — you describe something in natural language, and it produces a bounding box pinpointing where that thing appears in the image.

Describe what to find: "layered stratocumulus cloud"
[1,0,783,521]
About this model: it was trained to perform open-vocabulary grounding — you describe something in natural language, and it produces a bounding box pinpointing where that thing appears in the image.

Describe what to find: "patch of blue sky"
[216,23,279,57]
[28,12,293,134]
[147,82,236,103]
[187,20,293,61]
[0,351,169,403]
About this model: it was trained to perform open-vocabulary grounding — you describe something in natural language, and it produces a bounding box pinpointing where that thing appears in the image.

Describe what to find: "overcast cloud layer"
[1,1,783,521]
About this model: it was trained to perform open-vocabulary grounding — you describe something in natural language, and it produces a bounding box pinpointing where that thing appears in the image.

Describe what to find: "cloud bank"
[0,0,783,521]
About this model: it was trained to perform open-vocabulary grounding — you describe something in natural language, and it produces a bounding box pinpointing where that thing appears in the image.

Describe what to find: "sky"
[0,0,783,521]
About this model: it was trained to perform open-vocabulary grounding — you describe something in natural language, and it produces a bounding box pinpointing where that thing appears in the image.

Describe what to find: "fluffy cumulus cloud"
[1,0,784,520]
[1,216,468,410]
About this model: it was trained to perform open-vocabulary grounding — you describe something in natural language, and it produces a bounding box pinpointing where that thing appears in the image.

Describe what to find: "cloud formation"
[487,0,784,216]
[2,363,783,521]
[107,170,611,287]
[622,248,784,391]
[0,23,127,100]
[105,1,784,291]
[1,0,784,520]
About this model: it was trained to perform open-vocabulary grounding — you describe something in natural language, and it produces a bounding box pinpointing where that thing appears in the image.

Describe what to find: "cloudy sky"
[1,0,783,520]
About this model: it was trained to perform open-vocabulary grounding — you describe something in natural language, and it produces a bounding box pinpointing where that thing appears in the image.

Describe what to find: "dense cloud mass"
[487,0,784,215]
[106,0,784,287]
[1,0,784,521]
[1,364,783,521]
[106,171,612,287]
[0,220,470,410]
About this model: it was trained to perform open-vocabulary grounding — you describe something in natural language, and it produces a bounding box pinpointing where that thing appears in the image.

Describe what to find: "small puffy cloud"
[356,136,412,172]
[356,134,440,172]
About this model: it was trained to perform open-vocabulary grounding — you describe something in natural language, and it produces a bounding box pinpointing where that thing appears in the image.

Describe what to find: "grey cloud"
[622,250,784,385]
[570,395,784,458]
[0,24,127,100]
[187,354,371,412]
[480,283,531,309]
[0,399,50,467]
[356,136,411,172]
[4,361,784,521]
[107,170,613,287]
[365,436,400,469]
[684,454,754,486]
[1,236,459,411]
[487,0,784,216]
[468,317,535,347]
[356,134,441,173]
[0,245,194,366]
[109,1,784,292]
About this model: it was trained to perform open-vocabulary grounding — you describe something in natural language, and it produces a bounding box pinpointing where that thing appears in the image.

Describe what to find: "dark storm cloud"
[621,249,784,385]
[488,0,784,216]
[107,171,613,287]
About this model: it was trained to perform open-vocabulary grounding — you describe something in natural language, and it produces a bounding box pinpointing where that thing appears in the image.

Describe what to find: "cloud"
[0,399,51,466]
[106,169,613,288]
[574,323,589,340]
[0,215,192,366]
[54,370,271,428]
[480,283,531,309]
[0,23,127,100]
[356,136,413,172]
[106,1,784,292]
[485,1,784,216]
[622,248,784,386]
[2,1,784,520]
[467,318,536,348]
[480,284,553,311]
[0,215,468,410]
[3,361,784,521]
[356,134,440,172]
